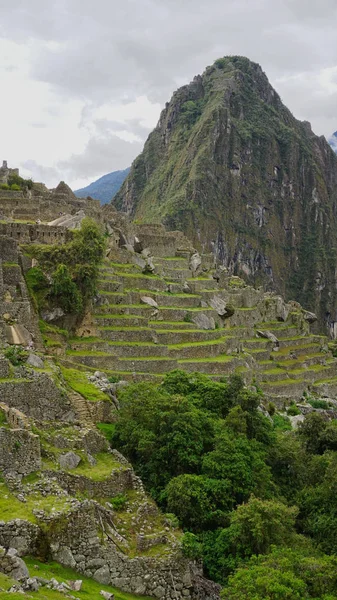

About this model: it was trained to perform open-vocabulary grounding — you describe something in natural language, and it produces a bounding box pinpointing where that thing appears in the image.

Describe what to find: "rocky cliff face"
[114,56,337,332]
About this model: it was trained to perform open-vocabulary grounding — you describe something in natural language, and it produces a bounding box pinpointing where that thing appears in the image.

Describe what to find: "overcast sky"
[1,0,337,190]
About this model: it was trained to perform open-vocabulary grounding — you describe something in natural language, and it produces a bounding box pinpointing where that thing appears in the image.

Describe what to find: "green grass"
[2,262,20,267]
[0,482,72,523]
[168,337,229,349]
[71,452,123,480]
[97,422,116,443]
[60,366,111,402]
[22,558,152,600]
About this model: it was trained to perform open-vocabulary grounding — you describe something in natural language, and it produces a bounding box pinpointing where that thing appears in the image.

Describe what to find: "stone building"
[0,161,19,184]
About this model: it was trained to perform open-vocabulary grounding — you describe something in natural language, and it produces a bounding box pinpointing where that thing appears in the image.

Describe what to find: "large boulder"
[189,252,202,274]
[192,313,215,330]
[58,452,81,470]
[141,296,158,309]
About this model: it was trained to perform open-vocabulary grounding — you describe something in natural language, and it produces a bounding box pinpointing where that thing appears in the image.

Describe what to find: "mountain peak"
[113,57,337,327]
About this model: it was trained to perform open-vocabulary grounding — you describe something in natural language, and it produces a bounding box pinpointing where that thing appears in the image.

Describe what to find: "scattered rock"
[94,565,110,585]
[26,353,44,368]
[41,307,65,322]
[68,580,82,591]
[58,452,81,470]
[189,252,202,274]
[100,591,115,600]
[303,310,317,324]
[141,296,158,309]
[257,330,279,345]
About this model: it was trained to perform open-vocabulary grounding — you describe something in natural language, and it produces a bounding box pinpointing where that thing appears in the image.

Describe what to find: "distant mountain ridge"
[75,168,130,204]
[329,131,337,153]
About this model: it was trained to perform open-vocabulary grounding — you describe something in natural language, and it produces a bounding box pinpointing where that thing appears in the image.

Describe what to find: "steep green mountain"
[113,56,337,330]
[75,167,130,204]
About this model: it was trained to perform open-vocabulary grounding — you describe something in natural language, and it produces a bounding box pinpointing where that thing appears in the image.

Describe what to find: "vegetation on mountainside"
[111,369,337,596]
[114,55,337,326]
[24,218,106,317]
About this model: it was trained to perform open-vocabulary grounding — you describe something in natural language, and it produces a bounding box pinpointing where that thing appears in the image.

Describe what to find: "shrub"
[4,345,28,366]
[110,494,127,511]
[307,398,329,410]
[287,403,301,416]
[51,264,83,314]
[181,532,203,560]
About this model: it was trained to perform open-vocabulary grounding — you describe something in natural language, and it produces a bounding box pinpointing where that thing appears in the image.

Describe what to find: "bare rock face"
[192,313,215,330]
[114,55,337,331]
[209,296,234,318]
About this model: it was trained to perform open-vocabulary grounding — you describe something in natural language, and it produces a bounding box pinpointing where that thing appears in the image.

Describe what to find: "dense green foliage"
[25,218,105,316]
[112,370,337,595]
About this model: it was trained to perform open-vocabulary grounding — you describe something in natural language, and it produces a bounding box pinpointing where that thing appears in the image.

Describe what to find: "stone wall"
[0,546,29,581]
[0,373,76,423]
[46,468,135,499]
[0,428,41,475]
[0,521,41,556]
[0,191,101,223]
[0,223,71,245]
[46,501,220,600]
[0,403,30,430]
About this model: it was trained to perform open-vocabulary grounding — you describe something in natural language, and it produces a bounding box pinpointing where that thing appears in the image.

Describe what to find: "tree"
[166,475,231,530]
[203,496,298,582]
[51,264,82,314]
[202,431,273,503]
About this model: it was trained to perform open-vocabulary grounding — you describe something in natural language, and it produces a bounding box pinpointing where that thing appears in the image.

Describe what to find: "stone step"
[175,250,191,258]
[70,352,179,374]
[94,314,149,328]
[116,274,169,292]
[68,352,118,370]
[274,354,328,370]
[243,338,273,350]
[259,368,289,382]
[254,325,300,339]
[98,327,155,343]
[154,329,224,345]
[154,257,190,270]
[111,357,178,373]
[187,278,219,292]
[148,320,199,330]
[260,379,307,400]
[168,339,229,359]
[178,356,245,375]
[161,268,193,280]
[97,280,124,293]
[245,348,271,361]
[127,291,202,308]
[271,343,324,360]
[95,304,158,317]
[97,291,127,304]
[106,343,169,358]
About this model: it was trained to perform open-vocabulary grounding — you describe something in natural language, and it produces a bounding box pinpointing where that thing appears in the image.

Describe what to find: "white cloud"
[0,0,336,189]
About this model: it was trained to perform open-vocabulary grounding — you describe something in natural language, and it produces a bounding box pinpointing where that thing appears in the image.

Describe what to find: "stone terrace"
[66,247,337,405]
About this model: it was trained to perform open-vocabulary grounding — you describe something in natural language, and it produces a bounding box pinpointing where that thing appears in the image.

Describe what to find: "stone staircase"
[66,251,337,404]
